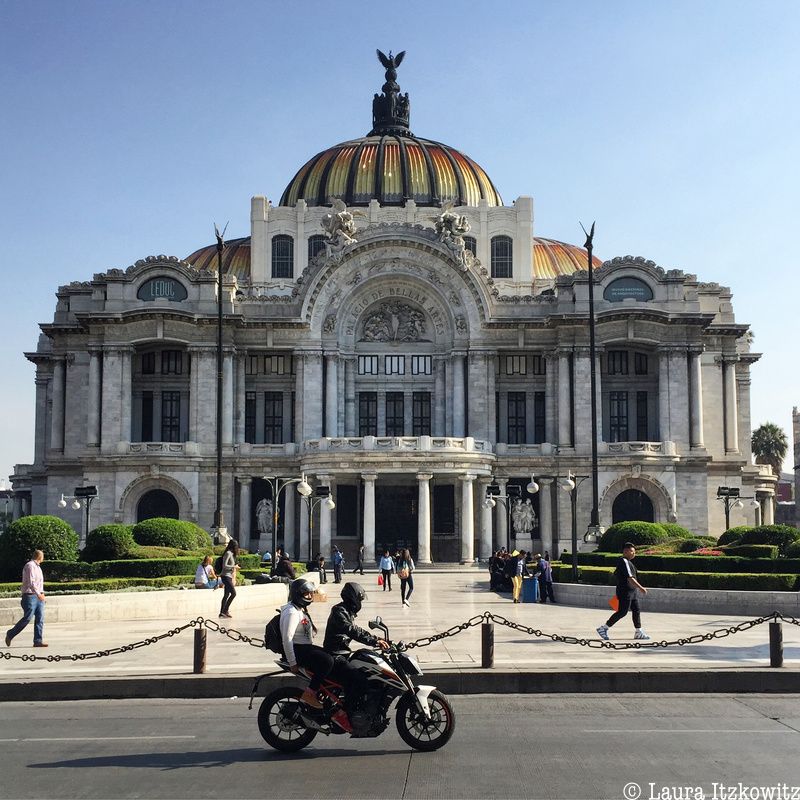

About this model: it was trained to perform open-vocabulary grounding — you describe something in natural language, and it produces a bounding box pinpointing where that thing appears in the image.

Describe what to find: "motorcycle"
[250,615,455,753]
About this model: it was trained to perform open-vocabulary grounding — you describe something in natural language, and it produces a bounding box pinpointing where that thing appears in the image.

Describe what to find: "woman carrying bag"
[397,548,415,607]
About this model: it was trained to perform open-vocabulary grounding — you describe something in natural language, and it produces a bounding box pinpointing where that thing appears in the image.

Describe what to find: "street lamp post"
[297,480,336,562]
[212,223,228,544]
[262,475,309,559]
[716,486,759,531]
[482,483,523,552]
[59,485,98,547]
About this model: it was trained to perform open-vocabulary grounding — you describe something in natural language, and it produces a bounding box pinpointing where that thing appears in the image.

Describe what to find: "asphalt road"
[1,695,799,800]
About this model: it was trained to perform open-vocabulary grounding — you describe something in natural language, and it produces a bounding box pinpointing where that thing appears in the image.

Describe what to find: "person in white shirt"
[379,550,395,591]
[194,555,221,589]
[5,550,47,648]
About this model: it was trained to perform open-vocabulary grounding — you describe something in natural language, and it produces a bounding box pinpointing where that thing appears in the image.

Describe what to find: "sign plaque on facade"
[137,277,188,302]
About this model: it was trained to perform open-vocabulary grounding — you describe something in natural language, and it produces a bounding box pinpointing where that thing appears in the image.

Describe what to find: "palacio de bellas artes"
[9,50,776,565]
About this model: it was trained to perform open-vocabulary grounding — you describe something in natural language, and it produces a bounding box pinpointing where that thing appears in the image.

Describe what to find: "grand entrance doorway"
[375,485,416,556]
[136,489,179,522]
[612,489,655,523]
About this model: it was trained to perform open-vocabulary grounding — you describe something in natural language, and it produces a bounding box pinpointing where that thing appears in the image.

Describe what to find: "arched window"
[136,489,179,522]
[491,235,513,278]
[464,235,477,256]
[271,234,294,279]
[308,234,326,261]
[612,489,654,524]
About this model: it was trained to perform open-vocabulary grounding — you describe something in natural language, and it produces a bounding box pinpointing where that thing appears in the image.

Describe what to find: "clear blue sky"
[1,0,798,482]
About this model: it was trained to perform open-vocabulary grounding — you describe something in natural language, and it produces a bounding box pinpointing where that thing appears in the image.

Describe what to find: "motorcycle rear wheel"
[395,689,455,751]
[258,686,318,752]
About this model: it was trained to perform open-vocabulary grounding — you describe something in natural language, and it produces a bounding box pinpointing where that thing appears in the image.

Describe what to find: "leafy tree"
[751,422,788,477]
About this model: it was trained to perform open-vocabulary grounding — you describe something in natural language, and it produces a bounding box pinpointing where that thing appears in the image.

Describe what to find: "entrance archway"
[136,489,179,522]
[612,489,654,524]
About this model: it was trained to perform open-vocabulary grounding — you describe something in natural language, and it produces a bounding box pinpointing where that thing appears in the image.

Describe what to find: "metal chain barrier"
[0,611,797,663]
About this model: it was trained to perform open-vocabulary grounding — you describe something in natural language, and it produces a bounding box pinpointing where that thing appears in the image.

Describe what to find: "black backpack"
[264,610,284,655]
[214,555,224,575]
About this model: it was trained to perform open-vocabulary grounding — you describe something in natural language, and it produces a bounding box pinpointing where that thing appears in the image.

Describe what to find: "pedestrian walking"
[218,539,240,619]
[5,549,47,647]
[354,544,365,575]
[596,542,650,640]
[379,549,395,591]
[511,550,526,603]
[397,548,415,606]
[317,553,328,584]
[332,546,344,583]
[535,553,556,603]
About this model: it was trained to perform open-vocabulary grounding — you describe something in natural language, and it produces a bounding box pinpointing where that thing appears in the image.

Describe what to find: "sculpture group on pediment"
[434,207,474,271]
[322,199,361,258]
[361,302,427,343]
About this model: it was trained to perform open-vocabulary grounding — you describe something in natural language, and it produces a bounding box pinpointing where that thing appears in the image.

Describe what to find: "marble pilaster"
[325,354,338,437]
[459,474,475,563]
[689,350,704,448]
[222,352,233,445]
[537,478,553,557]
[496,477,509,551]
[50,357,65,451]
[478,477,493,559]
[434,357,446,436]
[724,358,739,453]
[557,351,572,447]
[235,354,246,444]
[452,353,466,437]
[86,350,101,447]
[344,356,356,436]
[416,473,432,563]
[238,477,252,551]
[362,473,377,563]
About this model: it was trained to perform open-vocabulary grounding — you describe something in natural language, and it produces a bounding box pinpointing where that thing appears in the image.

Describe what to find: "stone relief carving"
[511,498,536,534]
[361,302,427,342]
[323,313,337,334]
[448,291,461,307]
[434,206,474,271]
[321,199,361,259]
[348,271,363,287]
[454,314,467,333]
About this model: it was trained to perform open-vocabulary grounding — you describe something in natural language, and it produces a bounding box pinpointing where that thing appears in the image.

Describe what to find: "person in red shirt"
[5,550,47,647]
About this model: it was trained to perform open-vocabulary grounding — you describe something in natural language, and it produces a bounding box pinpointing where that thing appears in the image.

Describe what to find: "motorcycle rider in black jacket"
[323,582,389,723]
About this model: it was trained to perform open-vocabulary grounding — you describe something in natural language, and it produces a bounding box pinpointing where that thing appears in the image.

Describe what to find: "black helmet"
[289,578,315,608]
[340,582,366,614]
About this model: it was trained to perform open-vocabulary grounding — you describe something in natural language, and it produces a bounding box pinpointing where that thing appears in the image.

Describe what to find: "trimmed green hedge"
[718,526,751,546]
[660,524,697,540]
[82,525,135,562]
[552,563,799,591]
[564,551,800,574]
[0,515,80,579]
[676,538,716,553]
[131,518,213,550]
[722,544,779,559]
[598,521,670,552]
[738,525,800,556]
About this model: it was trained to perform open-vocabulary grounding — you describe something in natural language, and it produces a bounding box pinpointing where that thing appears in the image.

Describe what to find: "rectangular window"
[246,355,261,375]
[532,355,546,375]
[161,391,181,442]
[358,392,377,436]
[141,352,156,375]
[385,392,404,436]
[608,351,628,376]
[358,355,379,375]
[141,391,153,441]
[464,235,477,256]
[264,391,283,444]
[335,485,358,537]
[265,355,287,375]
[505,355,527,375]
[507,391,526,444]
[412,392,431,436]
[433,485,455,533]
[385,355,405,376]
[533,391,546,444]
[161,350,182,375]
[609,391,628,443]
[636,391,648,441]
[634,352,648,375]
[245,391,256,443]
[411,355,432,375]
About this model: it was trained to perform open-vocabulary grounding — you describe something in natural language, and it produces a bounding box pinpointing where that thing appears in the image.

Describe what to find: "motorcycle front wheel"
[395,689,455,751]
[258,686,318,752]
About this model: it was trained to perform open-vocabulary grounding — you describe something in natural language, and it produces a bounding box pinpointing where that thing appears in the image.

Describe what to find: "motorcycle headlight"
[398,652,423,676]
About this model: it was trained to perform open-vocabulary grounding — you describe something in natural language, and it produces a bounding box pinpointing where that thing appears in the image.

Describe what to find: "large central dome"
[280,51,502,209]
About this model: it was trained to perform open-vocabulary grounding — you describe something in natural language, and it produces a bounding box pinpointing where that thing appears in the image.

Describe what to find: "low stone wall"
[552,582,800,617]
[0,583,291,626]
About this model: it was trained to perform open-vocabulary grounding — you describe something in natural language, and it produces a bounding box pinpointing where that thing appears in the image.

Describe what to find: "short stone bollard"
[481,621,494,668]
[194,629,207,674]
[769,622,783,668]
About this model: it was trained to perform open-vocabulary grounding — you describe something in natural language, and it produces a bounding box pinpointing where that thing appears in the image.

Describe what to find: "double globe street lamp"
[716,486,760,531]
[296,478,335,562]
[58,485,98,547]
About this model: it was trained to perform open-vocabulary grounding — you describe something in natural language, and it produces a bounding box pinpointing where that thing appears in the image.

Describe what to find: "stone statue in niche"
[322,199,361,258]
[361,302,427,342]
[434,205,474,271]
[255,498,274,536]
[511,498,536,535]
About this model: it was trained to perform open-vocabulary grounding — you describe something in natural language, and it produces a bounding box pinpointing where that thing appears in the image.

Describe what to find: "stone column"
[478,477,493,559]
[50,357,65,451]
[572,348,592,452]
[325,354,338,437]
[100,348,121,451]
[86,350,101,448]
[452,353,466,437]
[299,494,310,561]
[238,477,252,551]
[34,375,48,464]
[467,353,488,441]
[120,348,133,442]
[303,352,323,440]
[487,352,497,446]
[284,485,296,559]
[689,349,704,448]
[557,351,572,447]
[545,351,557,443]
[293,352,304,443]
[318,474,333,557]
[344,356,356,436]
[658,349,671,443]
[222,351,233,445]
[362,473,377,563]
[537,478,553,558]
[724,358,739,453]
[235,354,246,444]
[459,474,475,563]
[417,473,432,564]
[434,357,446,436]
[669,349,689,450]
[763,494,775,525]
[496,477,509,551]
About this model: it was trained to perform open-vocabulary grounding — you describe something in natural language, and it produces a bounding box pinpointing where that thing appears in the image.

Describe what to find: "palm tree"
[751,422,788,477]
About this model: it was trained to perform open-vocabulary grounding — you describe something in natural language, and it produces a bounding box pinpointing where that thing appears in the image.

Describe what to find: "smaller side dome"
[185,237,251,281]
[533,237,602,279]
